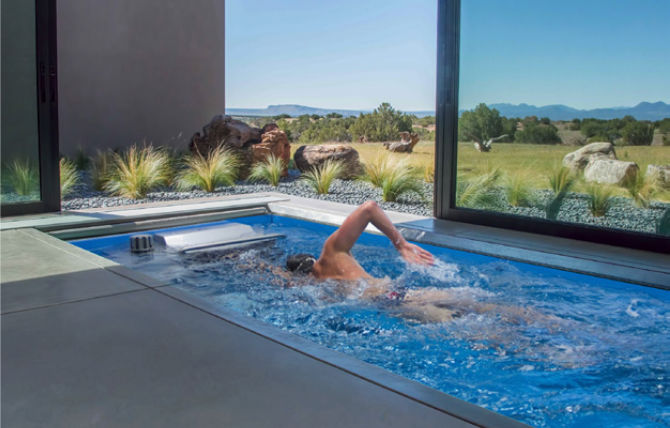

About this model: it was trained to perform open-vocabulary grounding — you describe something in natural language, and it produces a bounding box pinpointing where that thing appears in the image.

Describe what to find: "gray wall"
[57,0,225,156]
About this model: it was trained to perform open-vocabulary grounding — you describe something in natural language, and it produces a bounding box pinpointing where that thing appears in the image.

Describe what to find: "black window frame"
[434,0,669,254]
[1,0,60,217]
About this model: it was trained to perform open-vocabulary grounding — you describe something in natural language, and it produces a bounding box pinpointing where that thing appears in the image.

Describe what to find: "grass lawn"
[291,141,670,201]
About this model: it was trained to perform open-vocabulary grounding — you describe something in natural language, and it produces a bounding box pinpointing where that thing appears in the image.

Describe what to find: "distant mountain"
[486,101,670,121]
[227,102,670,121]
[226,104,434,118]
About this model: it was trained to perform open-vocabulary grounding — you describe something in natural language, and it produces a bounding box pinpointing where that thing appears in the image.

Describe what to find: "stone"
[646,164,670,189]
[383,132,420,153]
[562,142,617,172]
[293,144,363,179]
[584,159,639,185]
[251,128,291,176]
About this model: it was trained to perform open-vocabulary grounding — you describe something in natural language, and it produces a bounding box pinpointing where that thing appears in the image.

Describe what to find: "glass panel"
[457,0,670,237]
[1,0,41,204]
[225,0,436,216]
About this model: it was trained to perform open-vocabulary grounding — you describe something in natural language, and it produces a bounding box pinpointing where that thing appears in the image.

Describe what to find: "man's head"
[286,253,316,274]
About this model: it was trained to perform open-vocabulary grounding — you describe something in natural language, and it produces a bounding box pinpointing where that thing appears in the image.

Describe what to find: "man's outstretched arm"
[324,201,434,265]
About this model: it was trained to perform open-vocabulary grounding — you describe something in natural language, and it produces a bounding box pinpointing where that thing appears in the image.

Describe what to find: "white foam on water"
[403,258,461,283]
[626,299,640,318]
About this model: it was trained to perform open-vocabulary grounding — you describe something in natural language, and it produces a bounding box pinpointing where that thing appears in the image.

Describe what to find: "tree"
[458,103,503,144]
[350,103,412,142]
[515,117,561,144]
[326,112,343,119]
[621,121,654,145]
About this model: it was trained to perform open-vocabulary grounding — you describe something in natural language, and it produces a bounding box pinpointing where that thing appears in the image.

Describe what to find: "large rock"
[190,115,289,177]
[251,127,291,176]
[562,142,617,172]
[584,159,638,185]
[383,132,420,153]
[647,164,670,189]
[293,144,363,179]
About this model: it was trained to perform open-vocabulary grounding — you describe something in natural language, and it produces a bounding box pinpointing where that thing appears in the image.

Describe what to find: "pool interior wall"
[72,214,670,428]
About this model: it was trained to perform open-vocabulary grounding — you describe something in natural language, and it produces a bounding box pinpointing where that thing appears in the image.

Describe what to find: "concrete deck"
[3,193,667,427]
[1,195,526,428]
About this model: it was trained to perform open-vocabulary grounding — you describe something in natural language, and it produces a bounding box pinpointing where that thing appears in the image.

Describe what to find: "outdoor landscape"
[3,101,668,236]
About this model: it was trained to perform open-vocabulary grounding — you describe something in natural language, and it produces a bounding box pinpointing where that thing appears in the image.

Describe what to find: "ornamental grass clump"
[624,172,657,208]
[176,144,238,192]
[302,159,343,194]
[422,163,435,183]
[362,151,393,187]
[455,169,503,209]
[59,158,80,197]
[3,160,39,196]
[105,145,171,199]
[248,154,284,187]
[380,158,423,202]
[586,183,614,217]
[545,167,576,220]
[90,150,114,191]
[503,172,536,207]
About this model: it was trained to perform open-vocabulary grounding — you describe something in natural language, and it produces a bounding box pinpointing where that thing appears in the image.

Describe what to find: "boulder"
[251,128,291,176]
[584,159,639,185]
[562,142,617,172]
[189,115,289,177]
[647,164,670,189]
[383,132,420,153]
[293,144,363,179]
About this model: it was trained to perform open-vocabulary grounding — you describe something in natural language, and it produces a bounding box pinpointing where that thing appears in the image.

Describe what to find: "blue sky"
[226,0,669,111]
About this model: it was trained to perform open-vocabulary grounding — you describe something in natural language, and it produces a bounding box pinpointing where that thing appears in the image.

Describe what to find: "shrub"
[3,159,39,196]
[515,121,561,144]
[176,144,238,193]
[456,169,503,209]
[546,167,576,220]
[624,173,657,208]
[248,154,284,187]
[586,183,614,217]
[302,159,343,194]
[503,173,536,207]
[90,150,114,191]
[380,159,423,202]
[59,158,80,197]
[621,121,654,146]
[105,145,171,199]
[362,151,393,188]
[458,103,503,143]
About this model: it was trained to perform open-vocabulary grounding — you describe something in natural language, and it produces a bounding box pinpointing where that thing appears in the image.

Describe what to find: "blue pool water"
[73,215,669,427]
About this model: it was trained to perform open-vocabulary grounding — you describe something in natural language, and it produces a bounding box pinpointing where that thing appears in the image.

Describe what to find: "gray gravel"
[61,169,668,235]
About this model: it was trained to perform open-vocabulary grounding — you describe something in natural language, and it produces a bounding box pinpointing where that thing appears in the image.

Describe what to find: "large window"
[436,0,670,252]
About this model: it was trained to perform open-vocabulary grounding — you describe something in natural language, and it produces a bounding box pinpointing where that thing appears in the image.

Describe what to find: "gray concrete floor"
[1,217,520,427]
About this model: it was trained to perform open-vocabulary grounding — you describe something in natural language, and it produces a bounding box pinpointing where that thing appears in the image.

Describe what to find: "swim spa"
[71,214,669,428]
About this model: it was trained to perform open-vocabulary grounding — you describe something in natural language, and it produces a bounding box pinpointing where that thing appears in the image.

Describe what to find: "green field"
[291,141,670,201]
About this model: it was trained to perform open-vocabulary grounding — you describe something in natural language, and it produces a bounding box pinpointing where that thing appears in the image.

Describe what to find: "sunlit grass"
[624,172,657,208]
[59,158,80,197]
[379,159,423,202]
[176,144,238,192]
[362,151,393,187]
[585,183,614,217]
[105,145,171,199]
[456,169,503,209]
[248,154,284,187]
[302,159,343,194]
[503,172,536,207]
[545,167,577,220]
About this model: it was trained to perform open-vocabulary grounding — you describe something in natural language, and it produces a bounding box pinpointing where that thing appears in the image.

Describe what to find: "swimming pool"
[72,214,669,427]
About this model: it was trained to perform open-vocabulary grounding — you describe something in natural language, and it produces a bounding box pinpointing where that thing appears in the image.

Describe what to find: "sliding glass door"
[1,0,59,215]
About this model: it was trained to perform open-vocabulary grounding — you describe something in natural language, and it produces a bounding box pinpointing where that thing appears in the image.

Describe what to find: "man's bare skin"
[311,201,434,281]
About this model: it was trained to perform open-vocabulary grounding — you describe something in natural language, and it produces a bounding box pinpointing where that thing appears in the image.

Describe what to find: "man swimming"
[283,201,557,325]
[285,200,434,280]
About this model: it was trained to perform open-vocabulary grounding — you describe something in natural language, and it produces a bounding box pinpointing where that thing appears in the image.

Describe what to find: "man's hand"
[398,242,434,266]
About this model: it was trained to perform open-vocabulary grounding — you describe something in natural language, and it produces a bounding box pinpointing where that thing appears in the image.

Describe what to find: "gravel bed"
[59,170,668,235]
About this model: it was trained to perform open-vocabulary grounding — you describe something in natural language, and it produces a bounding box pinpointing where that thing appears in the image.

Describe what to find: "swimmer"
[286,200,434,281]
